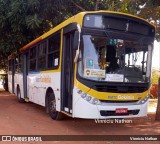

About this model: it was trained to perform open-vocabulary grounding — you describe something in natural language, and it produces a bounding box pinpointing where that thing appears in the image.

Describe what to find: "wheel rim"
[50,99,56,114]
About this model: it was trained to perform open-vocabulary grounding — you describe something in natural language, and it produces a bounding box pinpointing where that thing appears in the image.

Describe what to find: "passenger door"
[61,25,76,114]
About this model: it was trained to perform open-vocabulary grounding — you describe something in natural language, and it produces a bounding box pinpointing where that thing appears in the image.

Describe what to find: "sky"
[152,41,160,69]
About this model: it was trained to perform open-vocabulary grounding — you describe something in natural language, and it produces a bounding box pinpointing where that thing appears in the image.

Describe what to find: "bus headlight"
[85,95,92,101]
[92,98,101,105]
[81,93,87,98]
[139,95,150,104]
[77,89,82,94]
[77,89,101,105]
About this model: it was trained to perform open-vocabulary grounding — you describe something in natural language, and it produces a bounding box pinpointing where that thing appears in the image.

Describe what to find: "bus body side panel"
[14,73,24,97]
[27,72,61,111]
[8,74,12,93]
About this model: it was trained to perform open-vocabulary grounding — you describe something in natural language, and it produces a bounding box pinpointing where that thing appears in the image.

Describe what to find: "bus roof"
[8,10,155,59]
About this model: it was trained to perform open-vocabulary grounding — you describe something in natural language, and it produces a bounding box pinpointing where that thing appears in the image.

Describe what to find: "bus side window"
[15,55,19,73]
[48,33,60,69]
[37,41,47,70]
[19,54,23,73]
[8,59,12,73]
[29,46,37,71]
[15,54,23,73]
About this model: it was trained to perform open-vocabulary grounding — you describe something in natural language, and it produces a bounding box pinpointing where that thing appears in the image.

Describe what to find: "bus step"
[61,111,72,117]
[24,98,29,102]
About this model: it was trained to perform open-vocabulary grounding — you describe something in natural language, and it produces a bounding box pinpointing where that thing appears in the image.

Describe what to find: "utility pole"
[155,77,160,120]
[155,40,160,120]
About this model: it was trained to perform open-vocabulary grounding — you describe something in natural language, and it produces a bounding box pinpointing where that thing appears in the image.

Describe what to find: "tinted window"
[48,33,60,69]
[29,46,37,71]
[83,14,155,37]
[38,41,47,70]
[19,54,23,73]
[15,56,19,73]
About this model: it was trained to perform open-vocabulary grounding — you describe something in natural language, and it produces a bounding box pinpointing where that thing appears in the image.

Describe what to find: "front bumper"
[73,89,149,119]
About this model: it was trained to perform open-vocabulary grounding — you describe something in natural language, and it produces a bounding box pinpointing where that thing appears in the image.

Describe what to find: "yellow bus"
[8,11,155,120]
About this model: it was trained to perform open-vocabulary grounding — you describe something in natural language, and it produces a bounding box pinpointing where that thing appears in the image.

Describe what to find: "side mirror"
[73,31,79,50]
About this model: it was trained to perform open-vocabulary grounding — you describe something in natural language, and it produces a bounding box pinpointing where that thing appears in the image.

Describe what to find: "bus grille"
[94,85,147,93]
[100,110,140,116]
[100,100,139,103]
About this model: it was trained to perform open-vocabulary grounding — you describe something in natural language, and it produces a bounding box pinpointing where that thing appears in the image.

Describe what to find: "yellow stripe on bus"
[40,69,61,74]
[74,78,149,101]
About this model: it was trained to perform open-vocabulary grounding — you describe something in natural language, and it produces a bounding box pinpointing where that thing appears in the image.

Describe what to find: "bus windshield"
[78,35,153,83]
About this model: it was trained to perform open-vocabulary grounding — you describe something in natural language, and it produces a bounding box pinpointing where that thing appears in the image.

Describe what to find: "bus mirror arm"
[74,24,81,63]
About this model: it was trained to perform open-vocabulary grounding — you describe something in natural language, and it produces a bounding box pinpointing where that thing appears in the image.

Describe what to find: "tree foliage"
[0,0,160,70]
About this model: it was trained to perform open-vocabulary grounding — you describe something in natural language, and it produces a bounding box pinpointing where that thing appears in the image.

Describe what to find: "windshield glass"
[78,35,153,83]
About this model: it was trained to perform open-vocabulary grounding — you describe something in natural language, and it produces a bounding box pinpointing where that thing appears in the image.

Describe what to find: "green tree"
[0,0,64,70]
[0,0,159,70]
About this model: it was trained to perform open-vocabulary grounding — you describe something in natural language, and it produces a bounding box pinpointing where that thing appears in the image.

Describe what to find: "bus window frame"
[27,31,61,72]
[47,32,61,70]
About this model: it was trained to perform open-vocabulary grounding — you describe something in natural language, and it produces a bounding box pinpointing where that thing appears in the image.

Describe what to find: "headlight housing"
[77,89,101,105]
[138,95,150,104]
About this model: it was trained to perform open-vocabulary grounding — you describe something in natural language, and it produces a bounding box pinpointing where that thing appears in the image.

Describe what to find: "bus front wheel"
[48,93,63,120]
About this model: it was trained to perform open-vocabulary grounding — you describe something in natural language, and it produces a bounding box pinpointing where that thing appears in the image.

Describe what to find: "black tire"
[48,93,63,120]
[17,87,25,103]
[3,83,8,91]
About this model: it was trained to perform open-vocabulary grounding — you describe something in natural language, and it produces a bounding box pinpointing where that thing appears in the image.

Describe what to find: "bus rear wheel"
[17,87,25,103]
[48,93,63,120]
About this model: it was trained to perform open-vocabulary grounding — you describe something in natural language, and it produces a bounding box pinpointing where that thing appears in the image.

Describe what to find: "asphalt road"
[0,85,159,144]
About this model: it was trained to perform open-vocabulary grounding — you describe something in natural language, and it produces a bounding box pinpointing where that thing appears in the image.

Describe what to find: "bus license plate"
[115,108,128,114]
